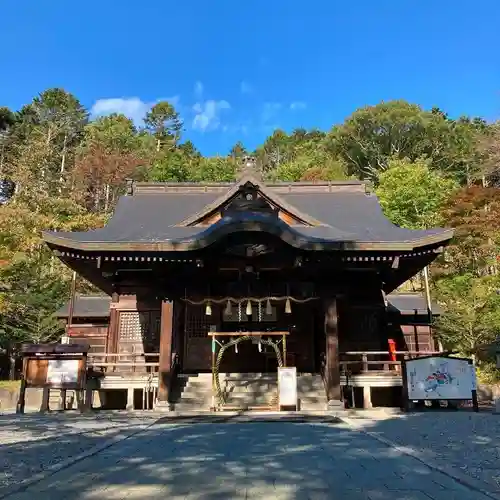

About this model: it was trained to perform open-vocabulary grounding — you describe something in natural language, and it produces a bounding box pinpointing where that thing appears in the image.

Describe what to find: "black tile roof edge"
[42,225,454,252]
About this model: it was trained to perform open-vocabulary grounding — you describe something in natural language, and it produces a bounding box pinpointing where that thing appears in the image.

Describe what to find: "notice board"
[404,356,476,401]
[46,359,80,386]
[278,366,297,409]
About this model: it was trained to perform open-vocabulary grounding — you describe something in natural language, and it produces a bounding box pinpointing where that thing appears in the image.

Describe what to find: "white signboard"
[405,356,476,400]
[46,359,80,386]
[278,367,297,408]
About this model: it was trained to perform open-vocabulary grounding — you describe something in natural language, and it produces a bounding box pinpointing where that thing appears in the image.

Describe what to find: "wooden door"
[183,305,214,372]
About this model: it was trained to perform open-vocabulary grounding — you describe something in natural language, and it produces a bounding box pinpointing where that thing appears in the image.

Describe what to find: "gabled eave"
[176,174,327,227]
[42,226,454,253]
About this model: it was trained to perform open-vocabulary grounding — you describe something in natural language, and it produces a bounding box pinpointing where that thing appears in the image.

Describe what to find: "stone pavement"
[0,411,158,490]
[2,419,494,500]
[345,410,500,493]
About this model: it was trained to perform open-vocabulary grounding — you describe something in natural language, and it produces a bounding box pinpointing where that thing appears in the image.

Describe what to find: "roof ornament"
[239,155,263,182]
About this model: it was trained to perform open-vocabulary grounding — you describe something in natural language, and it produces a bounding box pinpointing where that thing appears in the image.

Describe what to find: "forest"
[0,88,499,381]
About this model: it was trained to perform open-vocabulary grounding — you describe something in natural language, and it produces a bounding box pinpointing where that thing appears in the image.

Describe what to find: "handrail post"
[362,353,368,372]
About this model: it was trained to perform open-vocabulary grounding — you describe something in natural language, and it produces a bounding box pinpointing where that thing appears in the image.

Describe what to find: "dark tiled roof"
[55,295,111,318]
[43,179,453,251]
[387,293,442,315]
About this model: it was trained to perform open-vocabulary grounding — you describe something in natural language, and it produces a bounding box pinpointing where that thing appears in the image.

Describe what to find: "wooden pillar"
[324,297,341,403]
[40,387,50,413]
[157,300,174,402]
[108,292,120,359]
[126,388,134,410]
[363,386,373,408]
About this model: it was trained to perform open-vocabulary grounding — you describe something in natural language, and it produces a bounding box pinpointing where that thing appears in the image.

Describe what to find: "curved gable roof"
[42,180,453,252]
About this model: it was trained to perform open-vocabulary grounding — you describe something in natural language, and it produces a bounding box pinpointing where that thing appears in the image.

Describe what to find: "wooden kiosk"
[16,343,90,414]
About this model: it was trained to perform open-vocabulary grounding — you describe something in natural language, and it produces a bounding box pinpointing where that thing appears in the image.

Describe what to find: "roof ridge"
[131,180,370,195]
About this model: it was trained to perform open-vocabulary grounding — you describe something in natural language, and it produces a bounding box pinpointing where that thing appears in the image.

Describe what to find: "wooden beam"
[107,292,120,355]
[157,300,174,402]
[324,297,341,403]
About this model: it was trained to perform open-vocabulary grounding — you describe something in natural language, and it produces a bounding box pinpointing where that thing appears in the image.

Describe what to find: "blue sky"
[1,0,499,155]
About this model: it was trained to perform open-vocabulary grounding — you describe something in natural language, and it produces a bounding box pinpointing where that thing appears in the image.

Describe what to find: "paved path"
[3,419,493,500]
[346,410,500,493]
[0,411,157,490]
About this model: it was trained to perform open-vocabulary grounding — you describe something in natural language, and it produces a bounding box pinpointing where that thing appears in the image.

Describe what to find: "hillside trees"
[74,114,148,211]
[0,87,499,378]
[328,100,487,184]
[376,158,458,230]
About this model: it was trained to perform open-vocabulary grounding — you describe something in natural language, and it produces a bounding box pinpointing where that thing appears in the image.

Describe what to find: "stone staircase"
[170,372,328,412]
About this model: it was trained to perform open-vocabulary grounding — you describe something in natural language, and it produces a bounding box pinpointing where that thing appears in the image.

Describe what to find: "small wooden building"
[43,170,453,409]
[55,295,110,354]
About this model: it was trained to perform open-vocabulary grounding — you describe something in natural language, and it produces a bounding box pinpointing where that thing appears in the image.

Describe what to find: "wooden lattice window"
[119,312,146,342]
[118,311,161,353]
[185,305,212,338]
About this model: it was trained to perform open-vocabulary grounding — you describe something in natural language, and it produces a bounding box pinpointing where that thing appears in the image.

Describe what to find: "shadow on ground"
[0,410,498,499]
[0,411,155,489]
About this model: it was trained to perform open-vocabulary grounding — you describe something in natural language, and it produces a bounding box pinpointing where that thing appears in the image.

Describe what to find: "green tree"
[434,273,500,359]
[327,100,476,183]
[189,156,237,182]
[83,114,139,152]
[178,140,201,158]
[18,88,88,191]
[147,149,191,182]
[0,107,15,132]
[229,141,247,159]
[478,122,500,186]
[143,101,182,152]
[376,157,458,230]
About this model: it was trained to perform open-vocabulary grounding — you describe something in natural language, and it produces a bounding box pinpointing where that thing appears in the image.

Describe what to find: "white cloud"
[194,81,204,99]
[90,97,150,124]
[290,101,307,111]
[90,96,180,124]
[192,100,231,132]
[240,81,253,94]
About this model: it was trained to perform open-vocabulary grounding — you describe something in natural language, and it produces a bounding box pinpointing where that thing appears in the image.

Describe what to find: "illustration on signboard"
[406,356,473,400]
[421,362,454,394]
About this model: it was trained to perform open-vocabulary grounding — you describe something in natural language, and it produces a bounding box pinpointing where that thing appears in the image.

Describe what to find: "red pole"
[388,339,397,362]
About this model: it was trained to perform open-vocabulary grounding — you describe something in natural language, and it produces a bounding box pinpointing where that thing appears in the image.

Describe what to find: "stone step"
[173,372,326,411]
[219,385,278,393]
[182,383,274,389]
[178,388,324,396]
[173,396,215,405]
[219,373,278,380]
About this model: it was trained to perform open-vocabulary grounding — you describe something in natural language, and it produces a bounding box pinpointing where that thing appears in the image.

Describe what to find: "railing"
[339,351,442,375]
[87,353,160,374]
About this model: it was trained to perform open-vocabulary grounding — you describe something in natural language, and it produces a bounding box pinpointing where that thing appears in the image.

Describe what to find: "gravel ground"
[0,411,158,492]
[2,409,499,496]
[348,409,500,492]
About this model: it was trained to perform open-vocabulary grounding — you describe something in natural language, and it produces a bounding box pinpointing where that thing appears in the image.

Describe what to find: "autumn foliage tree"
[440,186,500,276]
[1,88,500,381]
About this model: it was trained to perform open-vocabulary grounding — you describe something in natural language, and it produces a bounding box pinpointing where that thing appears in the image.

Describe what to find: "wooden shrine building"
[43,166,453,410]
